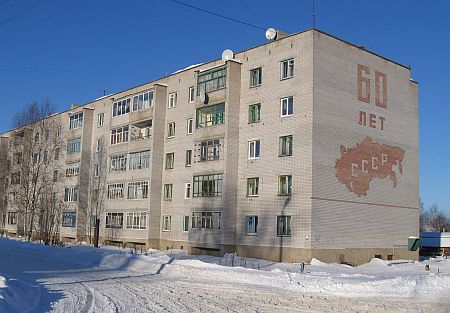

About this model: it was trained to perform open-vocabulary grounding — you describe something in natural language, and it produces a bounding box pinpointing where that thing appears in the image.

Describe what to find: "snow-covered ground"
[0,238,449,313]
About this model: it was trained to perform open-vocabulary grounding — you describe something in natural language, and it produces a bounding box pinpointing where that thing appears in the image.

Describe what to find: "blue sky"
[0,0,448,214]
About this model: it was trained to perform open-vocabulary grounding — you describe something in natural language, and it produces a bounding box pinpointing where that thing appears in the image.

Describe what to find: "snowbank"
[0,275,40,313]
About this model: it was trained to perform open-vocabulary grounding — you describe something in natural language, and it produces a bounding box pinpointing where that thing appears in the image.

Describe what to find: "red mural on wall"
[335,137,405,197]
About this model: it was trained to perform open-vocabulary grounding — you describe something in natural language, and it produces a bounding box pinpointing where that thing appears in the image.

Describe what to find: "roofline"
[312,29,411,70]
[1,28,413,136]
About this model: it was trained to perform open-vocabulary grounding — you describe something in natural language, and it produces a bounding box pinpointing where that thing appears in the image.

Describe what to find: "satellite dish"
[199,89,209,104]
[265,28,277,40]
[221,49,234,61]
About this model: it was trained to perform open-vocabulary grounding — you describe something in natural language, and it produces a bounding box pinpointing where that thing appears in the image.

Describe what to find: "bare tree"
[7,100,66,244]
[420,202,449,232]
[87,136,107,247]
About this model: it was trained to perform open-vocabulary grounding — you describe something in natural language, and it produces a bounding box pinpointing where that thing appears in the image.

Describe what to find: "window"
[247,177,259,196]
[164,184,173,200]
[94,164,100,177]
[193,174,223,197]
[110,126,129,144]
[90,215,97,228]
[196,103,225,128]
[245,216,258,235]
[106,212,123,228]
[197,66,226,94]
[250,67,262,87]
[183,216,189,232]
[62,212,77,227]
[184,183,191,199]
[54,148,60,160]
[113,98,130,117]
[34,132,40,143]
[97,113,104,127]
[44,129,49,141]
[64,187,78,202]
[129,150,150,170]
[278,175,292,196]
[67,138,81,154]
[53,170,58,182]
[168,92,177,108]
[185,150,192,167]
[127,181,149,199]
[110,154,127,172]
[92,189,99,202]
[7,212,17,225]
[189,87,195,103]
[56,126,62,138]
[132,90,153,111]
[130,120,152,141]
[8,192,17,202]
[280,96,293,117]
[42,151,48,163]
[13,152,22,165]
[95,138,102,152]
[69,112,83,130]
[32,152,39,165]
[198,139,221,161]
[248,103,261,123]
[277,215,291,236]
[162,215,171,231]
[279,135,293,156]
[167,122,175,138]
[187,118,193,135]
[11,172,20,185]
[165,153,174,169]
[192,212,221,229]
[107,183,124,199]
[65,162,80,177]
[248,140,260,159]
[281,59,294,79]
[126,212,147,229]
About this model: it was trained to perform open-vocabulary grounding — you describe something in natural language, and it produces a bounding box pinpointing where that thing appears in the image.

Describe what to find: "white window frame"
[112,98,130,117]
[64,187,79,202]
[189,87,195,103]
[250,67,262,87]
[97,113,104,127]
[126,212,147,229]
[248,140,260,159]
[110,154,127,172]
[281,58,294,79]
[164,184,173,200]
[280,96,294,117]
[132,90,153,111]
[184,183,191,199]
[110,126,129,145]
[168,92,177,108]
[162,215,171,231]
[69,112,83,130]
[129,150,150,170]
[191,212,221,229]
[106,212,124,229]
[183,215,189,232]
[278,175,292,196]
[187,118,193,135]
[185,150,192,167]
[165,153,174,169]
[167,122,175,138]
[247,177,259,197]
[67,138,81,154]
[277,215,291,237]
[65,162,80,177]
[245,215,258,235]
[94,164,100,177]
[95,138,102,152]
[127,181,149,200]
[107,183,124,200]
[279,135,293,156]
[62,211,77,227]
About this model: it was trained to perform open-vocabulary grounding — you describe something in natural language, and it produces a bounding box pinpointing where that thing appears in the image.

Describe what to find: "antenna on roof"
[312,0,316,28]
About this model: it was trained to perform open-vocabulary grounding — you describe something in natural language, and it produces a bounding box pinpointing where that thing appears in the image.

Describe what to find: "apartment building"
[0,29,419,264]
